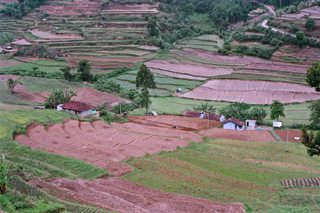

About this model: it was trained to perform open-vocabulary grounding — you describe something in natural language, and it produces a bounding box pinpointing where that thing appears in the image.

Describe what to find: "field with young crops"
[124,138,320,211]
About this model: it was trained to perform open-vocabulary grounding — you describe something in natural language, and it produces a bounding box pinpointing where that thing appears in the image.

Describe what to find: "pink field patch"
[145,60,234,77]
[149,68,207,81]
[181,79,320,104]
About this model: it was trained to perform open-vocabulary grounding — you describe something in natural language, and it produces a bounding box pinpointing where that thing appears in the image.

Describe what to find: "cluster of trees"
[61,59,94,82]
[44,88,76,109]
[256,0,307,8]
[1,0,49,19]
[14,44,56,59]
[219,102,268,122]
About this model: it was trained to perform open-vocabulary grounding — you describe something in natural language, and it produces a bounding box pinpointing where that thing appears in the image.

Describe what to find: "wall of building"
[79,109,92,117]
[223,122,244,130]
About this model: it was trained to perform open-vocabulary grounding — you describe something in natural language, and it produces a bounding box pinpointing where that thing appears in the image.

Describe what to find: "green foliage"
[270,100,285,121]
[301,126,320,156]
[219,102,268,121]
[192,102,216,113]
[1,0,49,19]
[60,66,73,82]
[233,44,275,60]
[136,64,156,115]
[0,33,16,45]
[77,59,92,82]
[14,44,56,59]
[94,78,121,94]
[0,155,13,194]
[112,102,137,114]
[44,88,77,109]
[305,18,315,32]
[96,101,108,111]
[296,31,307,46]
[147,18,159,37]
[6,78,19,92]
[308,99,320,130]
[306,61,320,92]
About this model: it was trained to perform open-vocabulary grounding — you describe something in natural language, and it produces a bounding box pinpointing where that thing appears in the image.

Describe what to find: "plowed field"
[28,177,245,213]
[199,128,277,142]
[275,130,302,142]
[15,117,203,176]
[181,79,320,104]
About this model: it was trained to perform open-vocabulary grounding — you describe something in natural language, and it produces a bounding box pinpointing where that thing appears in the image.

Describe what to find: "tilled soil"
[0,75,20,81]
[274,130,302,142]
[15,119,194,176]
[181,79,320,104]
[28,177,246,213]
[199,128,277,142]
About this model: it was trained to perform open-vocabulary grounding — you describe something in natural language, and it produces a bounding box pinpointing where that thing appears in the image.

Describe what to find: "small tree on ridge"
[270,100,285,121]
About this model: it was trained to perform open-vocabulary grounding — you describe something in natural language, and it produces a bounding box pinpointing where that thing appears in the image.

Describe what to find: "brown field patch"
[30,30,83,41]
[28,177,245,213]
[0,75,20,81]
[0,60,25,68]
[15,119,192,176]
[128,115,222,132]
[14,87,129,109]
[181,79,320,104]
[66,56,143,62]
[12,39,32,45]
[149,68,207,81]
[199,128,277,142]
[145,60,234,77]
[274,130,302,142]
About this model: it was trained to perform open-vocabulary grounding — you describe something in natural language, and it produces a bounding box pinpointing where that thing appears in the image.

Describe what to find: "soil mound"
[29,177,246,213]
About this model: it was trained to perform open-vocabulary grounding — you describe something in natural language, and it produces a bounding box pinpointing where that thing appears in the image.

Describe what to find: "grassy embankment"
[123,138,320,212]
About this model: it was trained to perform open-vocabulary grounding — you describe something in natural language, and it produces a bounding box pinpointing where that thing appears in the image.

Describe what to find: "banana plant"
[0,154,13,194]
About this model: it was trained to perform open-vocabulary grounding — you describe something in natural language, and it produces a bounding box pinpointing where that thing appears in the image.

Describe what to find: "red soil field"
[181,79,320,104]
[15,119,194,176]
[129,115,222,131]
[66,56,143,62]
[149,68,207,81]
[28,177,245,213]
[12,39,32,45]
[0,75,20,81]
[145,60,234,77]
[39,0,101,15]
[185,48,310,74]
[199,128,277,142]
[14,87,129,109]
[274,130,302,142]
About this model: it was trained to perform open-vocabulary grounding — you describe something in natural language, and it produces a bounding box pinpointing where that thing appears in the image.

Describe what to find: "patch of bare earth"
[14,119,193,176]
[181,79,320,104]
[199,128,277,142]
[28,177,246,213]
[274,130,302,142]
[0,75,20,81]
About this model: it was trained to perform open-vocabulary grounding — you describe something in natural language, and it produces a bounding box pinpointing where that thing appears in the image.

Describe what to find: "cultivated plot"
[181,79,320,104]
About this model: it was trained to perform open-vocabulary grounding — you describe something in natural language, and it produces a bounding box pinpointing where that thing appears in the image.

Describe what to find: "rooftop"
[62,101,94,112]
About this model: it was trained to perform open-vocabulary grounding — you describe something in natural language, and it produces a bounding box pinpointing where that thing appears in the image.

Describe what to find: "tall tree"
[305,18,315,32]
[44,88,77,109]
[308,99,320,130]
[61,66,72,81]
[136,63,156,115]
[306,61,320,92]
[192,102,216,114]
[301,126,320,156]
[0,155,13,194]
[296,31,307,46]
[270,100,285,121]
[6,78,19,92]
[77,59,92,81]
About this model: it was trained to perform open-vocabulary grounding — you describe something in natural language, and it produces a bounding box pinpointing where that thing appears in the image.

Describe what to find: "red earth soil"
[66,56,144,62]
[0,75,20,81]
[185,48,310,74]
[274,130,302,142]
[14,87,129,109]
[181,79,320,104]
[199,128,277,142]
[128,115,222,131]
[15,119,196,176]
[28,177,245,213]
[39,0,101,15]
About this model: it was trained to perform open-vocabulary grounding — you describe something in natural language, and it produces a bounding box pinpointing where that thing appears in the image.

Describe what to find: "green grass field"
[124,138,320,212]
[19,76,84,93]
[0,62,63,73]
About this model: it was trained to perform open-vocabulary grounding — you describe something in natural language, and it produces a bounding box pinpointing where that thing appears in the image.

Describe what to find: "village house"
[223,117,245,130]
[61,101,94,117]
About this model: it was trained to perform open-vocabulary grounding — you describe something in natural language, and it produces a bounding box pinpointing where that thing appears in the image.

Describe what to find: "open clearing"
[28,177,245,213]
[199,128,276,141]
[30,30,84,41]
[181,79,320,104]
[15,116,204,176]
[275,130,303,142]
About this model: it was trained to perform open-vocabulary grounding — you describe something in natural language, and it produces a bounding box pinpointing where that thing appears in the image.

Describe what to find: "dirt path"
[28,177,246,213]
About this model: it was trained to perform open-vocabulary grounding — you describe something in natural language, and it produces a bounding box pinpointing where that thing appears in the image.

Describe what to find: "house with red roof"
[61,101,94,117]
[223,117,245,130]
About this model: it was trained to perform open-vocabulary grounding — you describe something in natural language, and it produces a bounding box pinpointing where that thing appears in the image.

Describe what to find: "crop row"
[9,176,110,213]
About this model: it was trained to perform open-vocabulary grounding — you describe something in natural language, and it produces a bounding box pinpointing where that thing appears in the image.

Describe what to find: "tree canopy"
[306,61,320,92]
[270,100,285,121]
[219,102,268,121]
[77,59,92,82]
[192,102,216,114]
[6,78,19,92]
[44,88,77,109]
[308,99,320,130]
[305,18,315,32]
[136,63,156,115]
[301,126,320,156]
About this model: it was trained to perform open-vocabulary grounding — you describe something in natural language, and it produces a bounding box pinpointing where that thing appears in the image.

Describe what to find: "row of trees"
[1,0,49,19]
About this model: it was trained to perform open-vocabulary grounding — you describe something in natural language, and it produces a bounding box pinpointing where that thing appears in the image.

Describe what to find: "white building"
[61,101,94,117]
[246,120,256,128]
[223,117,245,130]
